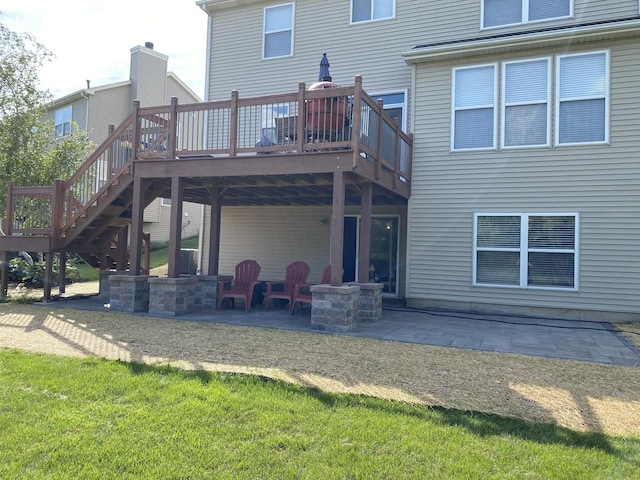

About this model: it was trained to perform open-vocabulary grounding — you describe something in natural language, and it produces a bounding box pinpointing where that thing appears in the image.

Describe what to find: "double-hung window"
[263,3,294,59]
[54,106,72,137]
[452,64,496,150]
[502,58,550,147]
[556,51,608,145]
[482,0,572,28]
[351,0,395,23]
[474,213,578,289]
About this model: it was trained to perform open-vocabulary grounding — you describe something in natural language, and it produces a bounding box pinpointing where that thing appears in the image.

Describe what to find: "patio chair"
[290,264,332,315]
[217,260,261,312]
[264,261,311,313]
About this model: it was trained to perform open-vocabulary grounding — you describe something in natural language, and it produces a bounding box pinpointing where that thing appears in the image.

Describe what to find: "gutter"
[403,16,640,64]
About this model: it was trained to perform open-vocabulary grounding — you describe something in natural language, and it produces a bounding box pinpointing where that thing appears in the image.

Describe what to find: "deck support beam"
[207,187,222,276]
[167,176,184,278]
[129,177,145,275]
[330,171,345,286]
[358,182,373,283]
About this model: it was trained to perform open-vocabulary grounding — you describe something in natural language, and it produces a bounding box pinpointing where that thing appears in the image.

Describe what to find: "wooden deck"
[1,76,413,298]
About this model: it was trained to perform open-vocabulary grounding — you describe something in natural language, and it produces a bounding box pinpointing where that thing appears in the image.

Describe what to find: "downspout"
[197,13,214,276]
[404,63,417,301]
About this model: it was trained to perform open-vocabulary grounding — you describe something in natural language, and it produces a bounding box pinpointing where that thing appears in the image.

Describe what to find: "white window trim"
[262,3,295,60]
[54,105,73,137]
[473,212,579,291]
[350,0,396,25]
[369,89,407,130]
[481,0,573,30]
[451,63,498,152]
[554,50,610,147]
[500,57,551,149]
[161,198,171,207]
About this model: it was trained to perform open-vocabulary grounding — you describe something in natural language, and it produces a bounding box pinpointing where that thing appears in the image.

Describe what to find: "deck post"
[351,76,363,168]
[393,117,400,190]
[52,179,65,249]
[43,252,53,302]
[297,82,306,151]
[230,91,238,157]
[129,176,145,275]
[5,181,14,235]
[58,252,66,294]
[167,176,184,278]
[107,124,115,175]
[358,182,373,283]
[375,99,384,180]
[207,187,221,276]
[167,97,178,159]
[131,100,141,160]
[1,250,8,297]
[330,171,345,286]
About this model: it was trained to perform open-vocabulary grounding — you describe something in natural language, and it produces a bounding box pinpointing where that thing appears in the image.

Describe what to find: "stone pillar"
[193,275,232,311]
[148,276,197,316]
[349,282,383,323]
[310,284,360,332]
[99,270,128,300]
[109,275,151,313]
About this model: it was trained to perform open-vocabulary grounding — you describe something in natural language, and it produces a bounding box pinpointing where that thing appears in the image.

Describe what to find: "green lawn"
[1,350,638,479]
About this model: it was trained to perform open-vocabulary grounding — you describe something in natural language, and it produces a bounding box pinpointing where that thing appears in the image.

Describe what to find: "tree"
[0,21,93,214]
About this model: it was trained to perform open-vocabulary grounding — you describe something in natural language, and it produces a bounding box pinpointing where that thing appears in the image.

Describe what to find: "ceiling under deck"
[136,151,410,207]
[147,172,408,207]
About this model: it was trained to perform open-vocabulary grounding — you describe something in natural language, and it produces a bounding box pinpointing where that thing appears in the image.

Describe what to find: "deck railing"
[3,76,412,238]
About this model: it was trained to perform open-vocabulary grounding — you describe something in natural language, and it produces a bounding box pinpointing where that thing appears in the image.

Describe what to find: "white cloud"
[0,0,207,99]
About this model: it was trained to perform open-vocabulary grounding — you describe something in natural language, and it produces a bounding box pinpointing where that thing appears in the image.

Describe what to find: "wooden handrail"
[3,77,413,240]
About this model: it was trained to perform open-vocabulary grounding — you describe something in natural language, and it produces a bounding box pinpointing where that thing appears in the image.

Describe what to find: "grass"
[71,235,200,283]
[1,349,638,479]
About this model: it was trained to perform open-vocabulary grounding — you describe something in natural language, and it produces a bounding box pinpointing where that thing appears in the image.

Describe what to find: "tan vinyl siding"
[408,39,640,315]
[143,200,202,243]
[205,1,639,111]
[87,85,130,145]
[166,77,200,104]
[129,48,168,107]
[202,206,333,282]
[201,205,407,290]
[206,0,427,128]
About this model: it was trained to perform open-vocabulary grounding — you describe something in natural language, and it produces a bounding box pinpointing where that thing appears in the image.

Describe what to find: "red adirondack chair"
[217,260,261,312]
[290,264,332,315]
[264,261,310,313]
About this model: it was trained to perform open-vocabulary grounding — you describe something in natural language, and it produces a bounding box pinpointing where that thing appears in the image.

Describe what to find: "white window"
[502,58,550,147]
[161,198,171,206]
[482,0,572,28]
[556,51,608,145]
[454,51,608,150]
[371,91,407,130]
[54,105,72,137]
[474,213,578,289]
[452,64,496,151]
[351,0,395,23]
[263,3,294,59]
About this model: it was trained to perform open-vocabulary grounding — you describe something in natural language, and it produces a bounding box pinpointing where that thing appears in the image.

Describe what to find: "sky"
[0,0,208,100]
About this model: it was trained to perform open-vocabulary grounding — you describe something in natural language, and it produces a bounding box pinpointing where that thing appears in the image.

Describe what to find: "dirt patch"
[1,300,639,437]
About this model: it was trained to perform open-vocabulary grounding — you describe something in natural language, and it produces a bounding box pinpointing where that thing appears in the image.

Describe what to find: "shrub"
[7,255,80,286]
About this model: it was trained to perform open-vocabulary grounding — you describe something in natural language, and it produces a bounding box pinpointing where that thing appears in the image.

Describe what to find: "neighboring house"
[44,42,202,244]
[195,0,640,321]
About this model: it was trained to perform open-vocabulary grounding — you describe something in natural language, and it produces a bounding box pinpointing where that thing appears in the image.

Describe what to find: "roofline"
[167,72,202,102]
[403,16,640,64]
[196,0,264,14]
[47,80,132,106]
